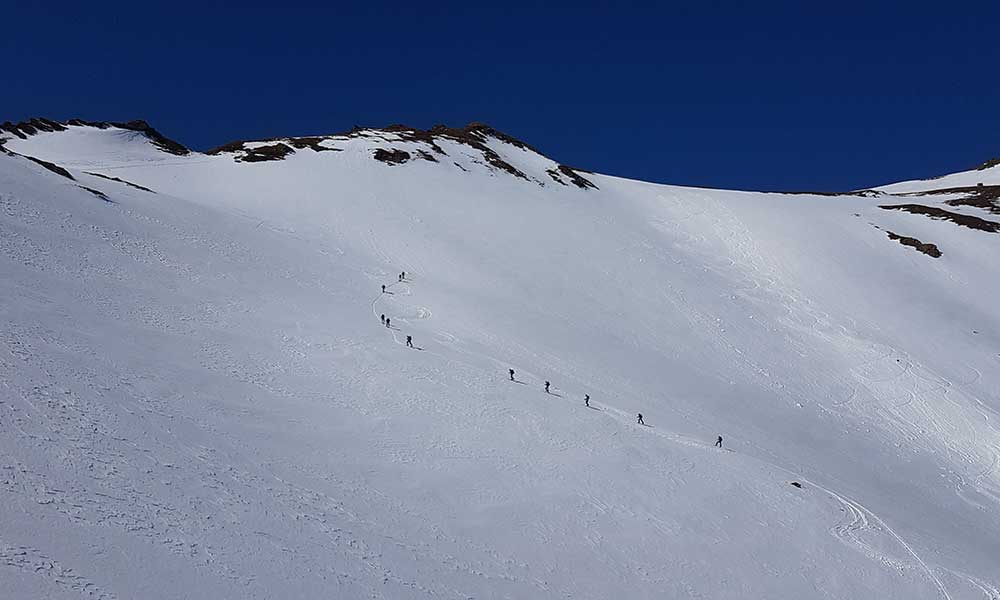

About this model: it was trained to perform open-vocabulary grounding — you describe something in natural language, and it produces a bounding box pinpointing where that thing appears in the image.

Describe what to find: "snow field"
[1,124,999,598]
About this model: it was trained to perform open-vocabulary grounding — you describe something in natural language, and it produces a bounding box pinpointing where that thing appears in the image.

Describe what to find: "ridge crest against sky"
[4,1,999,191]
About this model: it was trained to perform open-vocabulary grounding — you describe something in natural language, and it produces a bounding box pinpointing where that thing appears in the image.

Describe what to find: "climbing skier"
[584,394,590,407]
[637,413,644,425]
[509,368,515,381]
[398,273,403,282]
[544,381,550,393]
[385,317,391,328]
[381,284,386,293]
[380,314,385,325]
[401,271,406,280]
[715,435,723,448]
[406,335,413,348]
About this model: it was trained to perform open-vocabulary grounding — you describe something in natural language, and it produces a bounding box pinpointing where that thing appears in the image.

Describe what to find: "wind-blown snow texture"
[1,121,999,599]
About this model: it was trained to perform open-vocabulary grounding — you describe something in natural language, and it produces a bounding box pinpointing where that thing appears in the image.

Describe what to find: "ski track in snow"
[0,539,117,600]
[367,261,959,600]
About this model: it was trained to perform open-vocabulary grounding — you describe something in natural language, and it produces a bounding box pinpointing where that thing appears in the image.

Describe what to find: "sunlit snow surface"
[2,124,999,599]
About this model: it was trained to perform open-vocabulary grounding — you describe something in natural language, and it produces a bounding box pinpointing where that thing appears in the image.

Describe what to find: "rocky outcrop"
[975,157,1000,171]
[896,185,1000,215]
[0,117,67,138]
[219,142,295,163]
[373,148,411,165]
[879,204,1000,233]
[207,137,341,160]
[5,149,75,180]
[548,165,598,189]
[885,230,942,258]
[336,122,597,187]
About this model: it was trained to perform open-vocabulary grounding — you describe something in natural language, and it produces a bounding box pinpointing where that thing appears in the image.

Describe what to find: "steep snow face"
[2,122,999,599]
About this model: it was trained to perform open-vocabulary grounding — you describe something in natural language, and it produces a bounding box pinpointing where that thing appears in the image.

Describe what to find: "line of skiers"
[508,368,723,447]
[379,313,414,347]
[379,272,414,349]
[381,273,408,294]
[379,275,724,449]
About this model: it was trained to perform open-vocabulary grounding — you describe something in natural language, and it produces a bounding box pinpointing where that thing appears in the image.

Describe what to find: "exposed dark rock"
[8,150,75,180]
[66,118,97,127]
[208,142,295,163]
[39,117,68,132]
[478,147,528,180]
[79,186,113,203]
[442,124,532,179]
[85,171,155,193]
[286,137,340,152]
[1,117,67,139]
[898,185,1000,215]
[179,120,584,185]
[547,165,598,189]
[241,143,295,162]
[0,121,28,139]
[208,137,338,160]
[452,122,543,155]
[373,148,411,165]
[381,124,446,154]
[557,165,597,189]
[976,157,1000,171]
[355,123,535,180]
[885,230,942,257]
[789,481,803,488]
[112,120,189,155]
[879,204,1000,233]
[206,140,245,155]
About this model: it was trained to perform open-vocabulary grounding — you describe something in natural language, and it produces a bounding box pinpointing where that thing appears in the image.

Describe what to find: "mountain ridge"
[4,115,997,194]
[1,117,600,190]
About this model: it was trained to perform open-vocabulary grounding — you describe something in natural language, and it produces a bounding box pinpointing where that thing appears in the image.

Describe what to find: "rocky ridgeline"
[205,122,599,189]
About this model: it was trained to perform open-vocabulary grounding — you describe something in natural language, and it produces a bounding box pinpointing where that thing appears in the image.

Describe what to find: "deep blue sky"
[5,1,998,191]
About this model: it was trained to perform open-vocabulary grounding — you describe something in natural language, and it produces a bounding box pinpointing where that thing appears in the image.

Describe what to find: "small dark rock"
[85,171,155,193]
[373,148,411,165]
[79,186,113,203]
[238,143,295,163]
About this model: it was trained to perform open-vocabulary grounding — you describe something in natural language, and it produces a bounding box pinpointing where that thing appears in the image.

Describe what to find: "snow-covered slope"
[877,158,1000,193]
[2,119,999,599]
